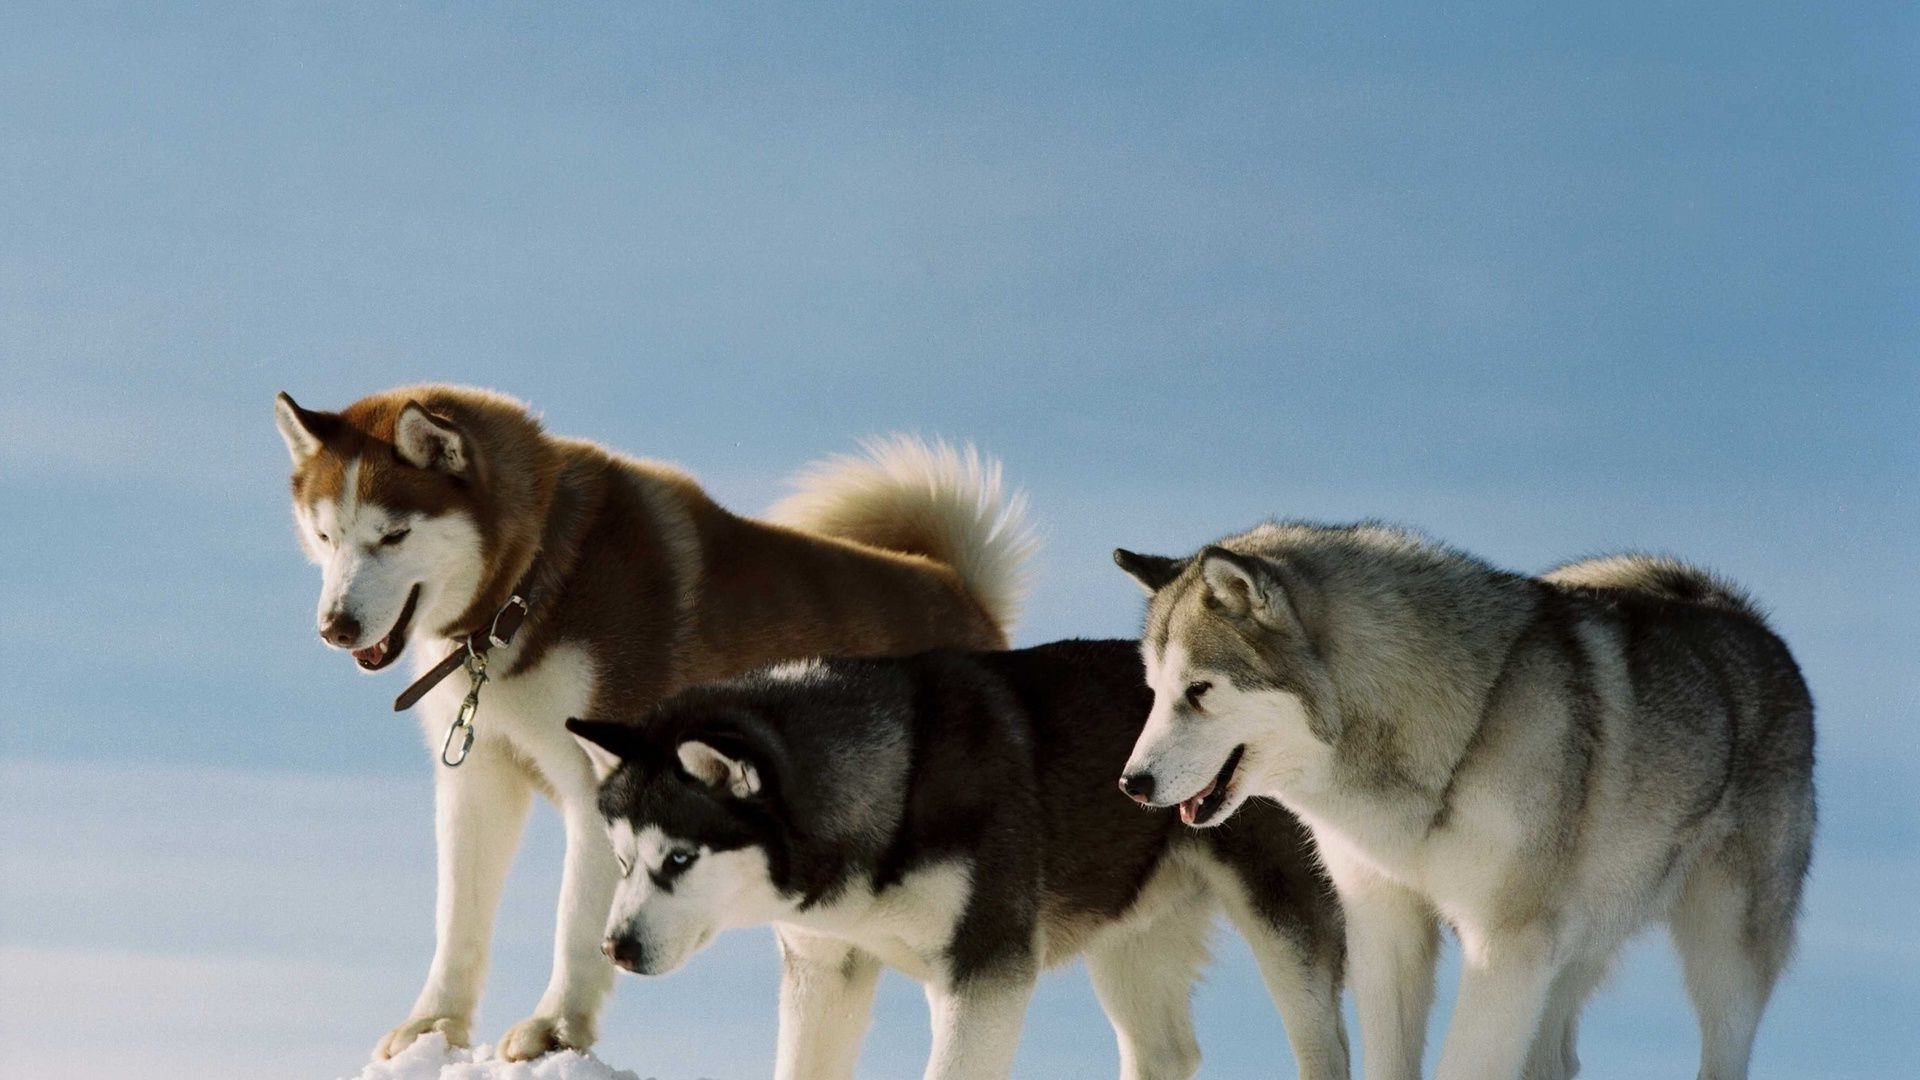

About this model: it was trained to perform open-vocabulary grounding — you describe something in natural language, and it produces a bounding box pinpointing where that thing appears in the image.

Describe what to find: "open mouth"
[352,585,420,671]
[1179,744,1245,827]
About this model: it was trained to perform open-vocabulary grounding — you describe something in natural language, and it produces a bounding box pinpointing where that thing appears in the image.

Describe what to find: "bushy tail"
[1542,553,1763,619]
[769,435,1036,636]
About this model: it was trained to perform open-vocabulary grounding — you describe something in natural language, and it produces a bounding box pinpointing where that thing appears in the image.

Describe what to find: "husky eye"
[316,531,330,544]
[380,528,411,547]
[1185,681,1213,708]
[667,849,698,870]
[615,852,634,878]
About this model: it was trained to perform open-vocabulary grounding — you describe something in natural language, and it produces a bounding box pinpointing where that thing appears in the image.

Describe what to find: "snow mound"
[342,1035,644,1080]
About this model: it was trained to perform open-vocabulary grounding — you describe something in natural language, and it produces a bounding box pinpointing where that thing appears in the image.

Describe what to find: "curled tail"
[769,435,1037,636]
[1542,553,1764,620]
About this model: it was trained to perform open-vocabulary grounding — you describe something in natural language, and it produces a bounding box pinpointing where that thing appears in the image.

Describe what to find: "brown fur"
[285,384,1007,718]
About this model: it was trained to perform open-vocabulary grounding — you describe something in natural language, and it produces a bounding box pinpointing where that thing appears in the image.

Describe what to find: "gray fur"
[1118,521,1814,1080]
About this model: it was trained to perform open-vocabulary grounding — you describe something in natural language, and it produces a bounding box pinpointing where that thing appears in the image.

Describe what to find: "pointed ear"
[394,401,471,475]
[1113,549,1188,594]
[274,392,331,466]
[567,718,639,783]
[676,740,762,800]
[1199,546,1287,621]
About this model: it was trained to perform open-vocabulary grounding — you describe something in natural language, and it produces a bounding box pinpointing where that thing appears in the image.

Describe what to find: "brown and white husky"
[274,385,1032,1062]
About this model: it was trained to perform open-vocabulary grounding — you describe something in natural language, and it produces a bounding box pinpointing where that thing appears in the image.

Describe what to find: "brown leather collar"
[392,564,540,712]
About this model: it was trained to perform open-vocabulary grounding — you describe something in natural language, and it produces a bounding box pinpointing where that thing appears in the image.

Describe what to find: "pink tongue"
[1178,779,1219,825]
[354,640,386,665]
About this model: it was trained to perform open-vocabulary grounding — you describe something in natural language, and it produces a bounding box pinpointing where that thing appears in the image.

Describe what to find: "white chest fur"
[410,638,600,800]
[783,860,976,983]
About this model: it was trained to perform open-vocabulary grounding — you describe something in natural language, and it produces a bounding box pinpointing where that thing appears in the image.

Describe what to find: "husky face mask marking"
[568,721,791,977]
[600,821,782,976]
[1116,546,1339,826]
[277,393,488,671]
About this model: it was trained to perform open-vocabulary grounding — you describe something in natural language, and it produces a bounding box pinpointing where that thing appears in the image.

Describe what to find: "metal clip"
[440,651,489,768]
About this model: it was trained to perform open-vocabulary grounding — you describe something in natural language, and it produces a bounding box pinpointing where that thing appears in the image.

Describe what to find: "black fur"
[586,639,1340,985]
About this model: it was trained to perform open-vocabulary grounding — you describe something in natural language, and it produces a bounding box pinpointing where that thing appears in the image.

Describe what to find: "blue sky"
[1,2,1914,1077]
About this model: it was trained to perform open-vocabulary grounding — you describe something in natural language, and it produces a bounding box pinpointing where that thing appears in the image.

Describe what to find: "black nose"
[1118,772,1155,804]
[602,936,647,973]
[320,613,361,647]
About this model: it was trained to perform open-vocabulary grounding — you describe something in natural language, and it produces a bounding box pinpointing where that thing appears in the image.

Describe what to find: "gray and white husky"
[569,639,1351,1080]
[1113,525,1814,1080]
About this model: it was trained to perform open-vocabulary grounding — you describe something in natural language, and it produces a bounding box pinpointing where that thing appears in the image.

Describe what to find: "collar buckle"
[488,594,530,649]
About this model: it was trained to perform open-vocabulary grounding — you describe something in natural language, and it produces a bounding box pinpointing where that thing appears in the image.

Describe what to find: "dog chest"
[410,638,601,794]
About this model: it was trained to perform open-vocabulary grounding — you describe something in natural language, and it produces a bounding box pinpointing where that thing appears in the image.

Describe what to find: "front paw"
[375,1014,470,1060]
[499,1012,596,1061]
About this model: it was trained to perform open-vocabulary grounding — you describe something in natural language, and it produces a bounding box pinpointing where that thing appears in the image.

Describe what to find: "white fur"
[762,658,827,683]
[778,858,1026,1080]
[602,824,787,976]
[294,430,1036,1064]
[578,736,623,785]
[1083,904,1208,1079]
[275,395,322,464]
[1670,861,1770,1080]
[611,804,1347,1080]
[394,402,469,474]
[774,927,883,1080]
[1146,635,1763,1080]
[378,641,617,1063]
[606,834,1022,1080]
[767,435,1035,636]
[1278,750,1624,1080]
[296,465,486,654]
[676,741,761,798]
[601,836,977,986]
[285,431,598,1064]
[1199,553,1262,612]
[922,973,1035,1080]
[1126,642,1331,826]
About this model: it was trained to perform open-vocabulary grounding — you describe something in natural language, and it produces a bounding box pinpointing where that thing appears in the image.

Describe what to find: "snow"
[342,1035,643,1080]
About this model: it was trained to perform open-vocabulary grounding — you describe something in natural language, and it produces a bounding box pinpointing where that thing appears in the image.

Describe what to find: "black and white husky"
[568,639,1350,1080]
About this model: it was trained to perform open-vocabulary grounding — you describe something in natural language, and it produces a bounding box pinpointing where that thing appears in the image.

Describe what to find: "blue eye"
[668,850,698,869]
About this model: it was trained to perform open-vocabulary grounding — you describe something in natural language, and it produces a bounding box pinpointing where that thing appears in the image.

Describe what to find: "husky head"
[275,387,547,673]
[1112,545,1340,827]
[566,714,792,978]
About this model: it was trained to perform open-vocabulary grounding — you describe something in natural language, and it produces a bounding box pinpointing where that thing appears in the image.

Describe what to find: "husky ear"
[567,718,640,783]
[1199,546,1292,623]
[395,401,471,475]
[1113,549,1189,594]
[274,392,333,467]
[677,740,762,800]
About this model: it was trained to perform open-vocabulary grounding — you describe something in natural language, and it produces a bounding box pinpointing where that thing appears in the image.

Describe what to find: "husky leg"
[378,739,533,1059]
[1434,927,1558,1080]
[1521,955,1607,1080]
[1337,875,1436,1080]
[923,968,1037,1080]
[499,761,622,1060]
[1084,907,1209,1080]
[1215,890,1350,1080]
[774,928,883,1080]
[1669,856,1793,1080]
